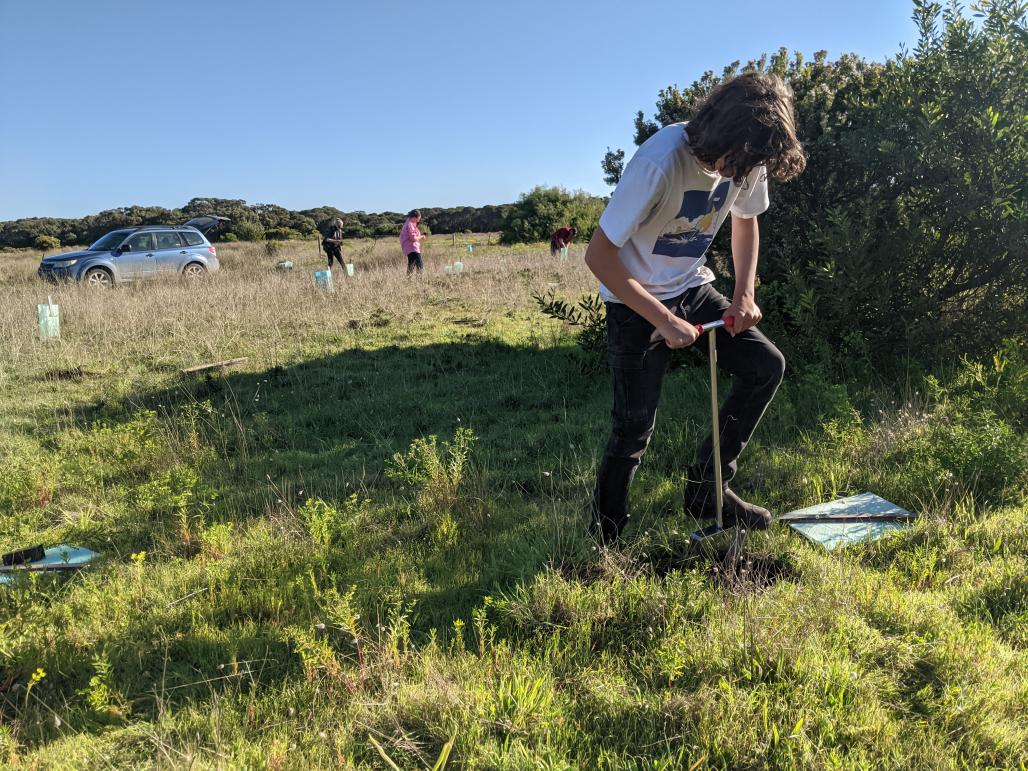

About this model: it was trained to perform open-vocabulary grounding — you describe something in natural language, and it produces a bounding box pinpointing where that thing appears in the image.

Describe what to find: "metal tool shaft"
[709,329,723,529]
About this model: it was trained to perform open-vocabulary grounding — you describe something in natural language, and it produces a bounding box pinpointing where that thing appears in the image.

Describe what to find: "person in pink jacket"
[400,209,424,274]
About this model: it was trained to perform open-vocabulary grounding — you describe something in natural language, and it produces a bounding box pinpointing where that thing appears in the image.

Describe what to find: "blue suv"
[38,217,225,288]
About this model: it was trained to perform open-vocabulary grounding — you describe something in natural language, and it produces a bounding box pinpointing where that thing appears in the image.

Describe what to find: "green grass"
[0,240,1026,769]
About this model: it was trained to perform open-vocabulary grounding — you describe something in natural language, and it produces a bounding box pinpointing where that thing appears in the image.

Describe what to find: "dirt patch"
[41,366,95,382]
[710,553,798,593]
[646,538,798,593]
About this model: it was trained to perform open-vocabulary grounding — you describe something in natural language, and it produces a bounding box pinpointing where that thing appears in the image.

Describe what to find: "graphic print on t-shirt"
[652,180,731,259]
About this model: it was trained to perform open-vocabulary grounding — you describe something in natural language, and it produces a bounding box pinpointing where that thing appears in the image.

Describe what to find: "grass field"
[0,236,1026,769]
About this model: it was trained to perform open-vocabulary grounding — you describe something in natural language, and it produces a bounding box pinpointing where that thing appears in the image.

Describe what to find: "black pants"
[592,283,785,535]
[325,244,345,270]
[407,251,423,274]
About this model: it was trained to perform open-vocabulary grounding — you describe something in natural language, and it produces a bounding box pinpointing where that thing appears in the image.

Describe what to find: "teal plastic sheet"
[779,492,915,551]
[0,544,98,585]
[37,301,60,340]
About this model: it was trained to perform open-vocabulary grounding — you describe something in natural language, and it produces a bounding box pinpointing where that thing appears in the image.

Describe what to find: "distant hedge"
[0,198,512,249]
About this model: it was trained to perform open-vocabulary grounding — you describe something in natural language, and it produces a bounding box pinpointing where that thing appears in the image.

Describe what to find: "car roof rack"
[129,225,202,231]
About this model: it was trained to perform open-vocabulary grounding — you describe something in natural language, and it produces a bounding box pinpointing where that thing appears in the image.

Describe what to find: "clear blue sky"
[0,0,917,220]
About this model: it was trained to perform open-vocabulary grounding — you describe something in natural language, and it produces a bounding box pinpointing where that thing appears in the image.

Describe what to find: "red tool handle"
[695,316,735,334]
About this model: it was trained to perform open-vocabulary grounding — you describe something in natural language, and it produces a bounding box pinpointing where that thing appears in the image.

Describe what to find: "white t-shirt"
[597,122,769,303]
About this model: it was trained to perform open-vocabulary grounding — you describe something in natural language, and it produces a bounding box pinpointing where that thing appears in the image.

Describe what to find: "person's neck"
[698,160,721,177]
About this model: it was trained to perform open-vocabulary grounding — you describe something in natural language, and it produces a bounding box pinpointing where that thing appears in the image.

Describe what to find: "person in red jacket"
[550,226,577,256]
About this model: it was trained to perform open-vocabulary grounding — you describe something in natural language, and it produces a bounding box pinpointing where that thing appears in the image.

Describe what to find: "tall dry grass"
[0,237,594,388]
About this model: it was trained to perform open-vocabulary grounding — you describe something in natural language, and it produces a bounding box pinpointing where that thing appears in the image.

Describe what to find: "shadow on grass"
[12,334,849,751]
[59,334,827,620]
[65,339,610,618]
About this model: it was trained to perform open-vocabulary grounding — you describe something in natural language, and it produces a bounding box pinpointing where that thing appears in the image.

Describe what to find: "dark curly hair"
[687,72,807,185]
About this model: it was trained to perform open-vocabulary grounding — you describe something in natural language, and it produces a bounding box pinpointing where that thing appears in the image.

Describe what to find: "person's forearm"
[730,215,759,302]
[584,228,673,328]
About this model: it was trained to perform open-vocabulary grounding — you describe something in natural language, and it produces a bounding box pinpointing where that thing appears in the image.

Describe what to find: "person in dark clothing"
[584,72,807,543]
[322,218,346,270]
[550,226,577,256]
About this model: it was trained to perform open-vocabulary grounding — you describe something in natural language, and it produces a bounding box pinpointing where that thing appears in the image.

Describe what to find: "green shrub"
[532,290,607,372]
[299,494,369,547]
[885,401,1027,505]
[232,221,266,241]
[0,440,53,515]
[57,411,169,489]
[500,186,604,244]
[265,227,299,241]
[33,235,60,253]
[387,428,477,520]
[342,222,369,238]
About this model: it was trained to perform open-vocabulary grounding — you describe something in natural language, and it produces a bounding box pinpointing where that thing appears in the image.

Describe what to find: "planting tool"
[650,316,746,567]
[687,319,746,568]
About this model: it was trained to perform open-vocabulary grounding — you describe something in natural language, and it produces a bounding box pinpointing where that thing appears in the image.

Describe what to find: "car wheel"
[183,263,207,279]
[84,267,113,288]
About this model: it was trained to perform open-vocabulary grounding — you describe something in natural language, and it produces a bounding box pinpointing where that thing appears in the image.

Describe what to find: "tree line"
[0,199,514,250]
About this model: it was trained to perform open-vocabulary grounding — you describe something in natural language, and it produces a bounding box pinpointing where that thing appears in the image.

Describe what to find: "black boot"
[683,474,772,530]
[588,508,627,544]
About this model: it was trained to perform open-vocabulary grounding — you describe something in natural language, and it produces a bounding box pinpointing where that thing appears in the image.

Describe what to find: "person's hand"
[724,296,761,336]
[654,314,700,349]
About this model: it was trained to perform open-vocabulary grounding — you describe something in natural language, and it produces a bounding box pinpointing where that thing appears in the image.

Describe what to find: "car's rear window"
[181,230,205,246]
[156,231,185,250]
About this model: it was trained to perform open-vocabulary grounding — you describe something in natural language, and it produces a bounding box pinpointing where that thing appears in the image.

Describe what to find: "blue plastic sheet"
[779,492,915,551]
[313,270,333,291]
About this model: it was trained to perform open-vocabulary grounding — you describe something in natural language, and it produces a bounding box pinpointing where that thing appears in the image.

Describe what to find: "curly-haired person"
[585,72,807,543]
